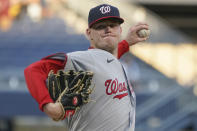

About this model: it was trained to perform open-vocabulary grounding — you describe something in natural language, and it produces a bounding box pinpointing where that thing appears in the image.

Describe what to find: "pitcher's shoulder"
[67,50,90,57]
[68,49,116,61]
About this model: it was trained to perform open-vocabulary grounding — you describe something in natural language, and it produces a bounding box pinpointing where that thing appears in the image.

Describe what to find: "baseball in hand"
[137,29,150,38]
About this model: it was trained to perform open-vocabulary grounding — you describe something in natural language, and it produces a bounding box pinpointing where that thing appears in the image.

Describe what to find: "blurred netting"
[0,16,89,91]
[0,15,89,131]
[120,53,197,131]
[0,16,89,68]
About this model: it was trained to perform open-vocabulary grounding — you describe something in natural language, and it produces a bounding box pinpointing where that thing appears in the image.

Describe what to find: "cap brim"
[89,16,124,28]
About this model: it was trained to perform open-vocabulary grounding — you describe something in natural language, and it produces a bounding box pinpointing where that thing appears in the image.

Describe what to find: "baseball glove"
[47,70,94,119]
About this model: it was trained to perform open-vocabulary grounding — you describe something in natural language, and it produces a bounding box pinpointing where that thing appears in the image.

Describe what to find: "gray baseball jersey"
[64,49,136,131]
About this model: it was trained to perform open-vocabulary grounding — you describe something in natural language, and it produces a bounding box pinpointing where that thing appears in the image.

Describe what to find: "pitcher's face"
[86,20,122,54]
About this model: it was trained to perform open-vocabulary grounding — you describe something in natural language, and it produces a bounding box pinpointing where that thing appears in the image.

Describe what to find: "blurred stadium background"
[0,0,197,131]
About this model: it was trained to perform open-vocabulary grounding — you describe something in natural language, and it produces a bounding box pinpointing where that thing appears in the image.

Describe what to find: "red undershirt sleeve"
[24,59,65,111]
[118,40,129,59]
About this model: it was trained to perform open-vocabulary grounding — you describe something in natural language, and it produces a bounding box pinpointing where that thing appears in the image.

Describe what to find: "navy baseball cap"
[88,4,124,28]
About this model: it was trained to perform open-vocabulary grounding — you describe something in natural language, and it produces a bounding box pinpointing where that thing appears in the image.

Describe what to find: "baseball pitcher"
[24,4,149,131]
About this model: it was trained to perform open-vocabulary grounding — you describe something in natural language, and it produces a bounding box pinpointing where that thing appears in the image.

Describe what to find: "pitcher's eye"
[92,23,119,30]
[109,24,117,28]
[93,25,107,30]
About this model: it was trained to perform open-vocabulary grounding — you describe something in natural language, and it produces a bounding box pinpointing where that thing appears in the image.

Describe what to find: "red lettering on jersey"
[111,79,118,94]
[105,79,112,95]
[122,82,127,92]
[113,93,128,99]
[105,78,128,99]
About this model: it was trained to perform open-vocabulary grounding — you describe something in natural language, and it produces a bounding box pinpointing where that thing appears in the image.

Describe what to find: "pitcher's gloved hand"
[47,70,94,120]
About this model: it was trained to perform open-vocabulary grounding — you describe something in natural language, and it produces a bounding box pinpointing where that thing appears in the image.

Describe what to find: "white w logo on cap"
[100,6,111,14]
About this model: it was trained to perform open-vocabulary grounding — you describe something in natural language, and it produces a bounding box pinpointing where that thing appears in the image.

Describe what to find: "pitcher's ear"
[86,28,91,40]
